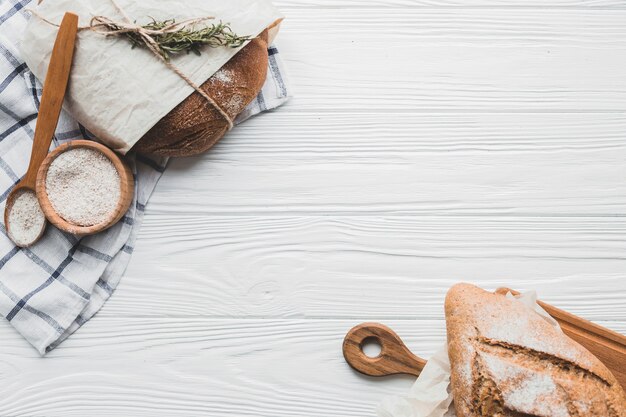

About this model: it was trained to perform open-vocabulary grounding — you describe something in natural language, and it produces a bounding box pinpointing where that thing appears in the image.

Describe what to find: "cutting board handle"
[343,322,426,378]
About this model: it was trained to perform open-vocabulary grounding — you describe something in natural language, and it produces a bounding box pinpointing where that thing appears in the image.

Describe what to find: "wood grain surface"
[1,1,625,416]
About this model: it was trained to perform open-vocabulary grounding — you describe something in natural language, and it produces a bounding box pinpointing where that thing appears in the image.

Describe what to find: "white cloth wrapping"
[0,0,291,354]
[378,291,561,417]
[20,0,283,153]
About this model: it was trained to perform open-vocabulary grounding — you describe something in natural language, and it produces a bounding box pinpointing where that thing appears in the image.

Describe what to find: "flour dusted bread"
[445,283,626,417]
[133,29,270,157]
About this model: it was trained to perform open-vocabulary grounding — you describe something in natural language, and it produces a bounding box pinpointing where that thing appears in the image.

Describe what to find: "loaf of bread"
[133,29,270,157]
[445,283,626,417]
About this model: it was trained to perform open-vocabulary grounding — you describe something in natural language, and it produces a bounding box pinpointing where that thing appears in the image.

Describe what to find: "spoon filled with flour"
[5,190,46,247]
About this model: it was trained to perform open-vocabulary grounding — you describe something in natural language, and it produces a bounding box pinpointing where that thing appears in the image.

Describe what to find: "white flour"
[45,148,121,227]
[7,189,46,246]
[480,352,568,417]
[212,67,233,84]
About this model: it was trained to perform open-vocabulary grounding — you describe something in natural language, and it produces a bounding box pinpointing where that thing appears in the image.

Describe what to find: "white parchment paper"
[378,291,561,417]
[21,0,283,153]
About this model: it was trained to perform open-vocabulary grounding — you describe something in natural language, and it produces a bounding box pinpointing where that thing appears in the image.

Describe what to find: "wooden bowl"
[36,140,134,236]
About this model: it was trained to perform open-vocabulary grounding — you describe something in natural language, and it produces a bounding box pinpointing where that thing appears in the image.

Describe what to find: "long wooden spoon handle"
[343,323,427,377]
[496,287,626,390]
[24,12,78,186]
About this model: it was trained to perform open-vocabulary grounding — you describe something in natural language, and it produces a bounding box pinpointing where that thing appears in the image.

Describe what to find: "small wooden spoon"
[4,12,78,247]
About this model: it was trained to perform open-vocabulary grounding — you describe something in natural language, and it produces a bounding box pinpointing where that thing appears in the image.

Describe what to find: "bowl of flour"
[36,140,134,235]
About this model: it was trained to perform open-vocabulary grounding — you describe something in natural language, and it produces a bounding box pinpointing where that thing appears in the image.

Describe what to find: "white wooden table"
[2,1,626,415]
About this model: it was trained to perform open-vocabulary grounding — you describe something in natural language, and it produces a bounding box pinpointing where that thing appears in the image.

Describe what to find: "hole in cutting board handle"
[343,323,427,378]
[361,336,382,358]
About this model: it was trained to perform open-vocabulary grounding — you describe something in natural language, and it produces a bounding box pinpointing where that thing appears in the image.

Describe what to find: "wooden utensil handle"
[496,287,626,390]
[343,323,426,378]
[24,12,78,186]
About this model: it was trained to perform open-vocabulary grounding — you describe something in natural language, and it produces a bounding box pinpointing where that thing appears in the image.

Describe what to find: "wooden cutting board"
[343,288,626,390]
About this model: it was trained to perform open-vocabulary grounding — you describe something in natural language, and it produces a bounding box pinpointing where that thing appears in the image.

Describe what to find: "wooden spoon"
[4,12,78,247]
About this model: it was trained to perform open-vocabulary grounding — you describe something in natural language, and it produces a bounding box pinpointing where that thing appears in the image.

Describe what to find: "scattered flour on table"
[7,189,45,246]
[46,148,120,227]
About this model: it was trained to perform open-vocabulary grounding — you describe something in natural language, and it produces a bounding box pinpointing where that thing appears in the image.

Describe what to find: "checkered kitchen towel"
[0,0,290,355]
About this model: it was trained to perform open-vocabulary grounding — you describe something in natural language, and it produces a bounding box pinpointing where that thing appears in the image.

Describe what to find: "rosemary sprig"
[118,19,250,60]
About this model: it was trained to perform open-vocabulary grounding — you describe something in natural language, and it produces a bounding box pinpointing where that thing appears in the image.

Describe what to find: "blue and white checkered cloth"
[0,0,290,354]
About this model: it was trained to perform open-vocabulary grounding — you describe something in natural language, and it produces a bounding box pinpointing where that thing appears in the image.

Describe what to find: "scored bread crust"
[445,283,626,417]
[133,30,269,157]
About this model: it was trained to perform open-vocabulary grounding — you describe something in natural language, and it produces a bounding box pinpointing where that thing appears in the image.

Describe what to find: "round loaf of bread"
[133,30,269,157]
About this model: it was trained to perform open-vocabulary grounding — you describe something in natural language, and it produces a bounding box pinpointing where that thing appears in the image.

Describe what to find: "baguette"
[445,283,626,417]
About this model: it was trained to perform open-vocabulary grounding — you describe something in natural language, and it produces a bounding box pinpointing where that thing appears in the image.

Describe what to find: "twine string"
[28,0,235,129]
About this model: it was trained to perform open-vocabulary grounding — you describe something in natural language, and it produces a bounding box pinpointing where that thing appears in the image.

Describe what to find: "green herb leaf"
[106,19,250,60]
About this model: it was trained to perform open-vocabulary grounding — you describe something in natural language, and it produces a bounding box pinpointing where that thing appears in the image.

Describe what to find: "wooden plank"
[192,112,626,156]
[0,319,443,417]
[2,2,625,416]
[0,318,624,416]
[101,215,626,322]
[149,113,626,216]
[275,9,626,111]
